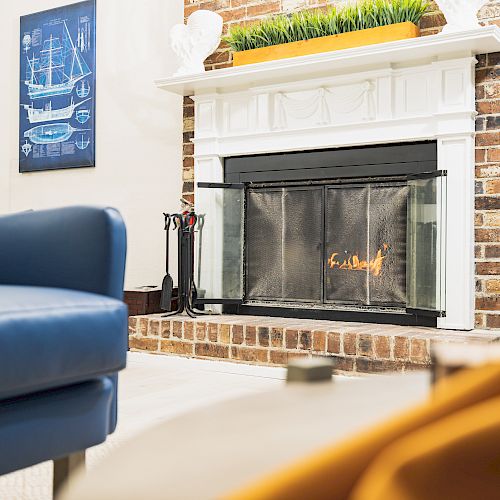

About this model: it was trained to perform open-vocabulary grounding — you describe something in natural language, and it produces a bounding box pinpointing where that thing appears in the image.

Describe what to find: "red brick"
[485,245,500,259]
[258,327,270,347]
[285,329,298,349]
[172,321,183,339]
[477,262,500,275]
[374,336,391,359]
[312,331,326,352]
[327,332,341,354]
[476,296,500,311]
[486,314,500,328]
[476,228,500,242]
[343,333,357,356]
[358,334,373,357]
[476,131,500,147]
[231,346,269,363]
[487,148,500,162]
[195,343,229,358]
[270,351,288,365]
[476,164,500,178]
[271,328,284,348]
[161,320,171,339]
[195,322,206,341]
[246,1,280,18]
[219,7,246,23]
[485,179,500,194]
[410,339,430,363]
[128,317,137,335]
[220,324,231,344]
[149,320,160,337]
[299,330,312,350]
[184,322,194,340]
[329,356,355,373]
[394,337,410,360]
[476,148,486,163]
[232,324,244,344]
[139,317,149,337]
[160,340,193,356]
[476,313,486,328]
[486,279,500,293]
[208,323,218,342]
[129,337,159,351]
[476,195,500,210]
[245,326,257,346]
[356,358,404,373]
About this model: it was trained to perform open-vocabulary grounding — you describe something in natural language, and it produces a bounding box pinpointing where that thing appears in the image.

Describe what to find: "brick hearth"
[129,315,500,374]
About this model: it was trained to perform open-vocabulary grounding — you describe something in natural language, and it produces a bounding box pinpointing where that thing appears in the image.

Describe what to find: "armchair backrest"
[0,206,127,300]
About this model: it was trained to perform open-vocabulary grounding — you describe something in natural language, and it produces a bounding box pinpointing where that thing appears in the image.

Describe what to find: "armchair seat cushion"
[0,285,128,401]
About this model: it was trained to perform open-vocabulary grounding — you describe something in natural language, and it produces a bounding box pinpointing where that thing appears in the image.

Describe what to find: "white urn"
[434,0,490,34]
[170,10,223,76]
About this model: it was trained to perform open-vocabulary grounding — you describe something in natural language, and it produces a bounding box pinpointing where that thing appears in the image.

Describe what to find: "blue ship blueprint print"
[19,1,96,172]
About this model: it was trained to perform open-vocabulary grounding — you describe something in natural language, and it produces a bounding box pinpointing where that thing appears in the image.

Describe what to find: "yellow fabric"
[351,396,500,500]
[225,364,500,500]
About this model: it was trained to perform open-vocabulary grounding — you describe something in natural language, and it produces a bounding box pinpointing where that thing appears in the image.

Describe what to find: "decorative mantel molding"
[156,27,500,331]
[156,27,500,96]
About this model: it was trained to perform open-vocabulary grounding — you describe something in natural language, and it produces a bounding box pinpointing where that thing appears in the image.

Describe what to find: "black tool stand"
[162,213,209,319]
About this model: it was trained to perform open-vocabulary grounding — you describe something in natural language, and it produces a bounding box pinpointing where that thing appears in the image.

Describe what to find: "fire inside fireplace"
[195,142,446,327]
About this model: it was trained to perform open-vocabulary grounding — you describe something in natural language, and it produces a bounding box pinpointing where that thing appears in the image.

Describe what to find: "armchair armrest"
[0,206,127,300]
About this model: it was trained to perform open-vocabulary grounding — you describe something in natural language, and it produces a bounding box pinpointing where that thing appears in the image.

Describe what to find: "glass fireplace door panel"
[195,185,244,301]
[406,174,447,314]
[325,186,369,305]
[368,184,408,306]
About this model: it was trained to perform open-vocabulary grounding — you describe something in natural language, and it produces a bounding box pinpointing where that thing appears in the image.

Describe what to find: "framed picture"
[19,0,96,173]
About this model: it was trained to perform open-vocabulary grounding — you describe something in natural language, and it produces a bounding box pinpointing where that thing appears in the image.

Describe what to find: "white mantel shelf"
[156,26,500,96]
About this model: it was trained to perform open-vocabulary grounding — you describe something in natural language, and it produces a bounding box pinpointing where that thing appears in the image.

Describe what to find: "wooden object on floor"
[53,451,85,499]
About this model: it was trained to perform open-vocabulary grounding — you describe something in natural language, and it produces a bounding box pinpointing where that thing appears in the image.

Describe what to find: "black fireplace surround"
[196,142,446,327]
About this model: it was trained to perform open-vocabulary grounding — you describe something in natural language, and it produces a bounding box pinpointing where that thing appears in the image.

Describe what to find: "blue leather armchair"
[0,206,128,492]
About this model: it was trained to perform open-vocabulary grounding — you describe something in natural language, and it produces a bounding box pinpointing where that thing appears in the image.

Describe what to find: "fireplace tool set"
[160,210,208,318]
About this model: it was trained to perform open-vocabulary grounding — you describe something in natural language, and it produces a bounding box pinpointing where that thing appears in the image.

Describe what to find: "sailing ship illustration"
[24,123,89,145]
[22,97,91,124]
[76,80,91,98]
[75,108,91,124]
[21,140,32,157]
[24,21,91,100]
[75,134,90,150]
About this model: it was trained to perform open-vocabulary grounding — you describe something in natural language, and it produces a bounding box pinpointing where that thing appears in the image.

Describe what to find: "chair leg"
[53,450,86,499]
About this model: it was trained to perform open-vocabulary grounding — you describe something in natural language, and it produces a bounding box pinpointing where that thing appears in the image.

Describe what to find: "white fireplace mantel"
[156,27,500,331]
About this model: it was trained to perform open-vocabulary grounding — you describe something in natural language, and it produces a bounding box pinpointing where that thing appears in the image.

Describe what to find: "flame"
[327,244,389,277]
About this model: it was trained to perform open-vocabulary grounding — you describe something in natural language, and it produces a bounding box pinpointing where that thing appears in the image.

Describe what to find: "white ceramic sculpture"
[434,0,489,34]
[170,10,223,76]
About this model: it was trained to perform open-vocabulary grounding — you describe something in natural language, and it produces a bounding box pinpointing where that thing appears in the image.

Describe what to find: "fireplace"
[196,142,446,327]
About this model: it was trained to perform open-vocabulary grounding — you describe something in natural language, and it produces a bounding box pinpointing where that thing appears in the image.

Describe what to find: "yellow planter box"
[232,22,420,67]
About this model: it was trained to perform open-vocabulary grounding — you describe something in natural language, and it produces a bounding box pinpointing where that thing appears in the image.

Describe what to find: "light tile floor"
[0,353,287,500]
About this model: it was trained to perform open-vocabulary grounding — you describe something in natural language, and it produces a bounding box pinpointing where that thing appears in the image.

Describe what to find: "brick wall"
[182,0,500,329]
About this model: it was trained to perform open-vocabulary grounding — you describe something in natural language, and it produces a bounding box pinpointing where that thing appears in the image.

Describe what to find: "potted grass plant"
[224,0,430,67]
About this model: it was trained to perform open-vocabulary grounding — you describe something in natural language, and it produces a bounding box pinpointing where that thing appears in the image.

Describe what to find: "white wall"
[0,0,184,289]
